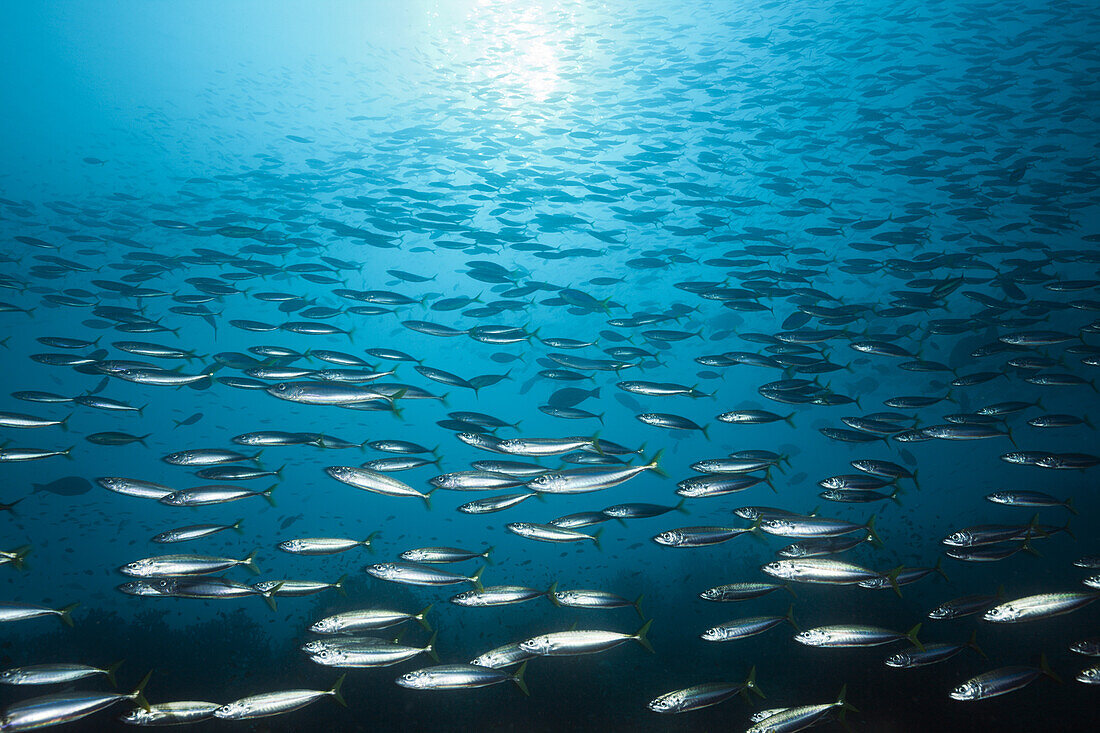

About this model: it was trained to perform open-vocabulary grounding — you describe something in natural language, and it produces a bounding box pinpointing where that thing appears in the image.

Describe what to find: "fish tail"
[243,549,261,575]
[633,593,645,620]
[425,631,440,662]
[130,671,153,712]
[232,518,245,533]
[416,604,434,631]
[886,566,904,598]
[746,665,765,699]
[647,448,668,478]
[865,514,883,547]
[512,661,530,696]
[591,528,604,552]
[261,584,281,612]
[933,556,949,582]
[364,531,381,552]
[906,623,924,652]
[333,575,348,598]
[483,545,495,565]
[785,603,799,632]
[10,544,31,571]
[1065,496,1077,515]
[263,484,277,507]
[57,602,79,627]
[470,566,486,591]
[1039,653,1061,683]
[330,673,348,706]
[836,684,858,716]
[105,659,124,688]
[546,582,559,605]
[674,498,688,514]
[634,619,654,653]
[967,631,987,660]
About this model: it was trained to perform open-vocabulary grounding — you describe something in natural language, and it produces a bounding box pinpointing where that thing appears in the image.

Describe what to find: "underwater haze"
[1,0,1098,730]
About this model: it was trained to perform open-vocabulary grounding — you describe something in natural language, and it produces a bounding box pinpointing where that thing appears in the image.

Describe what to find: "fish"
[0,601,78,627]
[32,476,92,496]
[950,655,1060,700]
[520,620,653,656]
[648,667,764,713]
[214,675,345,719]
[396,663,527,694]
[0,661,123,687]
[0,671,151,730]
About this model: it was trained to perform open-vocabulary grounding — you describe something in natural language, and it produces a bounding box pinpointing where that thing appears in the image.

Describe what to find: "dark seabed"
[0,0,1098,731]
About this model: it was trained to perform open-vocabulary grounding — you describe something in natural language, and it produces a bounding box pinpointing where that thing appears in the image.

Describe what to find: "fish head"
[698,587,723,601]
[794,629,830,647]
[456,432,487,448]
[985,493,1009,505]
[701,626,728,642]
[310,649,345,666]
[949,680,981,701]
[400,549,426,562]
[1077,668,1100,684]
[325,466,353,482]
[214,701,250,720]
[367,563,397,580]
[647,691,684,713]
[926,606,952,620]
[301,640,327,653]
[118,581,158,596]
[884,652,912,668]
[1084,575,1100,590]
[159,492,186,506]
[761,561,792,579]
[397,670,431,689]
[652,530,684,547]
[119,708,157,725]
[252,581,278,593]
[762,518,793,534]
[982,604,1019,623]
[450,590,476,606]
[0,669,24,684]
[267,382,300,398]
[120,558,155,577]
[942,530,971,547]
[518,636,551,655]
[525,473,560,491]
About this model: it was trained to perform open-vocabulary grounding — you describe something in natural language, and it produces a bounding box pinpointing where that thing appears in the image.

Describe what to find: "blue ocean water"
[0,0,1098,730]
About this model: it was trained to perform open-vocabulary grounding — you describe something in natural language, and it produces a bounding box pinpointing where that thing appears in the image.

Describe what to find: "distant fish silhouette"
[32,476,93,496]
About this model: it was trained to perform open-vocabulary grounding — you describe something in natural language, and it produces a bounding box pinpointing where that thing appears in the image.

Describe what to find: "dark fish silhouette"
[32,476,93,496]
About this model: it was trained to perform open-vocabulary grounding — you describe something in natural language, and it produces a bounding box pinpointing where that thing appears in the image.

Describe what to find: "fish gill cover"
[0,0,1097,730]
